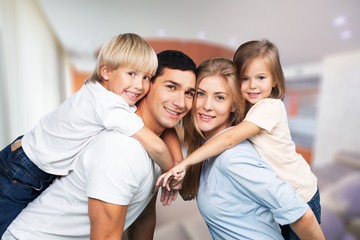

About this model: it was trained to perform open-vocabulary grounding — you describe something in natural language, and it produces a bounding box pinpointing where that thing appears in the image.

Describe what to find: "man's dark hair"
[152,50,196,82]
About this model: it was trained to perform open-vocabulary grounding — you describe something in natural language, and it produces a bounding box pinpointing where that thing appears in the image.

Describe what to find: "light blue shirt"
[197,138,308,240]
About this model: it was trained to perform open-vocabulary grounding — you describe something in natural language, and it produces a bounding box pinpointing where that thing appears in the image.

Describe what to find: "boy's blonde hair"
[88,33,158,83]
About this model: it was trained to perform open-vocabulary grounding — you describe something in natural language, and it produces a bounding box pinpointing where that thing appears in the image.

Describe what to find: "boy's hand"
[160,187,178,206]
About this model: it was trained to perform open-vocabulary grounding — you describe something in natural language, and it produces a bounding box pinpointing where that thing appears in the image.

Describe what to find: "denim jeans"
[0,136,58,237]
[280,188,321,240]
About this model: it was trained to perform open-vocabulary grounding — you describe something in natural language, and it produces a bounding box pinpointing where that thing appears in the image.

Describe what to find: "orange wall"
[72,39,234,93]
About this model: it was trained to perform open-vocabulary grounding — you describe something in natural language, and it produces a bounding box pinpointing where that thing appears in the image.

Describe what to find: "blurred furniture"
[313,151,360,240]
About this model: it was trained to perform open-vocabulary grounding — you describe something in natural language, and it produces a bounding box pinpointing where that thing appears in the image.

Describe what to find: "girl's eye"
[143,76,151,81]
[128,72,136,77]
[258,76,266,80]
[242,77,249,81]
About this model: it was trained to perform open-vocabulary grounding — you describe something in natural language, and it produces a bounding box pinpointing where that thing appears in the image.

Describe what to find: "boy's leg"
[0,138,57,236]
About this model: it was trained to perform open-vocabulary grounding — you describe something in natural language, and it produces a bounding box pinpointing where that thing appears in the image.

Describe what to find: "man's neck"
[136,100,165,136]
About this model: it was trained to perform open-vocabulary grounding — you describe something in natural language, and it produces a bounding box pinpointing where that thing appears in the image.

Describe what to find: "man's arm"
[125,193,157,240]
[290,207,325,240]
[88,197,128,240]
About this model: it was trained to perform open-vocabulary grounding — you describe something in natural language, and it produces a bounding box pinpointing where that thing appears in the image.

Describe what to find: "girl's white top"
[244,98,317,201]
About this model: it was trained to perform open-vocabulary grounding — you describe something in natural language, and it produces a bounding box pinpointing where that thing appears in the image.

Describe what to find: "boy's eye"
[128,72,135,77]
[143,76,151,81]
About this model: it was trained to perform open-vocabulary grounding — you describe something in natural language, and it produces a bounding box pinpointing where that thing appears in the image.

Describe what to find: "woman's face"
[195,75,234,140]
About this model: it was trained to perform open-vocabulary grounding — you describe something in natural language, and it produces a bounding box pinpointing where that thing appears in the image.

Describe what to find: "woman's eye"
[216,96,225,101]
[196,91,205,97]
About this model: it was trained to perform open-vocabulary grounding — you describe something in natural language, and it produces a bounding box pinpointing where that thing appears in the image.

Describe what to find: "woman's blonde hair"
[180,57,245,200]
[87,33,158,83]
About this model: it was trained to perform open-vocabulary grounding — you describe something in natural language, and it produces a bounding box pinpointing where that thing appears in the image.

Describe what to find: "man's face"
[146,68,196,130]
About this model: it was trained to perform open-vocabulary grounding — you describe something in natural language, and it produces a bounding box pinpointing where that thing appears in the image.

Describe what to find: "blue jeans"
[0,136,58,237]
[280,188,322,240]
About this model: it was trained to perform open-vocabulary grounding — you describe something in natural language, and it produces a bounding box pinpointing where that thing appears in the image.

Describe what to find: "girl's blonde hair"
[180,57,245,200]
[233,39,286,112]
[87,33,158,83]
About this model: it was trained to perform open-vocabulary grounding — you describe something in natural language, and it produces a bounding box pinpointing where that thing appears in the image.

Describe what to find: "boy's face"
[146,68,196,130]
[100,66,152,106]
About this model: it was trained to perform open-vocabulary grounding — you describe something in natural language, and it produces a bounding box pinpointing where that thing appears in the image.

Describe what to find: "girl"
[157,40,321,240]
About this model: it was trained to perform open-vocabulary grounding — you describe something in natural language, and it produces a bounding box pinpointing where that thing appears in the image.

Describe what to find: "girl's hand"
[156,164,186,191]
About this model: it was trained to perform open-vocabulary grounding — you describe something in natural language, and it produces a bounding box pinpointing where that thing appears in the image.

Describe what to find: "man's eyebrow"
[187,87,196,92]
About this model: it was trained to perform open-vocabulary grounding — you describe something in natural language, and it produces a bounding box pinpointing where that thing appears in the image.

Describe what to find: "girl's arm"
[132,126,173,172]
[156,120,262,189]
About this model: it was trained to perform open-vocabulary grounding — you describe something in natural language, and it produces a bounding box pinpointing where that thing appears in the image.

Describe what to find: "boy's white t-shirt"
[244,98,317,202]
[21,81,144,175]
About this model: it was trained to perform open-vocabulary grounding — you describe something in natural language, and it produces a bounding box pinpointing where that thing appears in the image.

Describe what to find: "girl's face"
[240,57,276,105]
[195,75,234,140]
[100,66,152,106]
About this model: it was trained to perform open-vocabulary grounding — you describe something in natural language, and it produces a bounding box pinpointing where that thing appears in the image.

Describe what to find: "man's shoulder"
[87,130,146,158]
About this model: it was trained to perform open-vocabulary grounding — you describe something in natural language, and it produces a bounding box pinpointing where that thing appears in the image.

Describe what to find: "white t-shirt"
[3,130,160,240]
[244,98,317,202]
[22,81,144,175]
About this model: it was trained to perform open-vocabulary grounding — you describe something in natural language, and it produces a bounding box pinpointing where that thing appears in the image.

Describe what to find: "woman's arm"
[132,126,173,172]
[290,208,325,240]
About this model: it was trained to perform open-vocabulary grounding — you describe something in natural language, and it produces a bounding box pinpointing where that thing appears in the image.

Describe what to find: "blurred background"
[1,0,360,239]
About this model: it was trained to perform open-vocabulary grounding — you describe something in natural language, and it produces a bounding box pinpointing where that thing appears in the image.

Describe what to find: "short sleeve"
[97,95,144,136]
[85,133,148,205]
[245,99,283,132]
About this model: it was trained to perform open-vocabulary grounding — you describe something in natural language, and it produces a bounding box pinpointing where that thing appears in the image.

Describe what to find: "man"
[2,50,197,240]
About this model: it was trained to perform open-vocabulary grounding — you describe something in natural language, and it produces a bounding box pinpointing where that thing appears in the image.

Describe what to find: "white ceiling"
[37,0,360,72]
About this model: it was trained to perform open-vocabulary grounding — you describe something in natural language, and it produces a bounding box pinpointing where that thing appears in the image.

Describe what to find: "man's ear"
[100,65,111,80]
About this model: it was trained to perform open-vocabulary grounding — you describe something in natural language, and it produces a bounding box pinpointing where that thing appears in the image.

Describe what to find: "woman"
[175,57,324,239]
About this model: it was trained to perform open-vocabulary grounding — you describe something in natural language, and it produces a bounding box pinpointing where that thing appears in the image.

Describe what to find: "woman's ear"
[100,65,111,81]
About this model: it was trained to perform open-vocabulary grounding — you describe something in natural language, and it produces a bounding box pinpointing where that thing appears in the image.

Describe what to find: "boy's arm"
[161,127,184,165]
[132,126,173,172]
[290,208,325,240]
